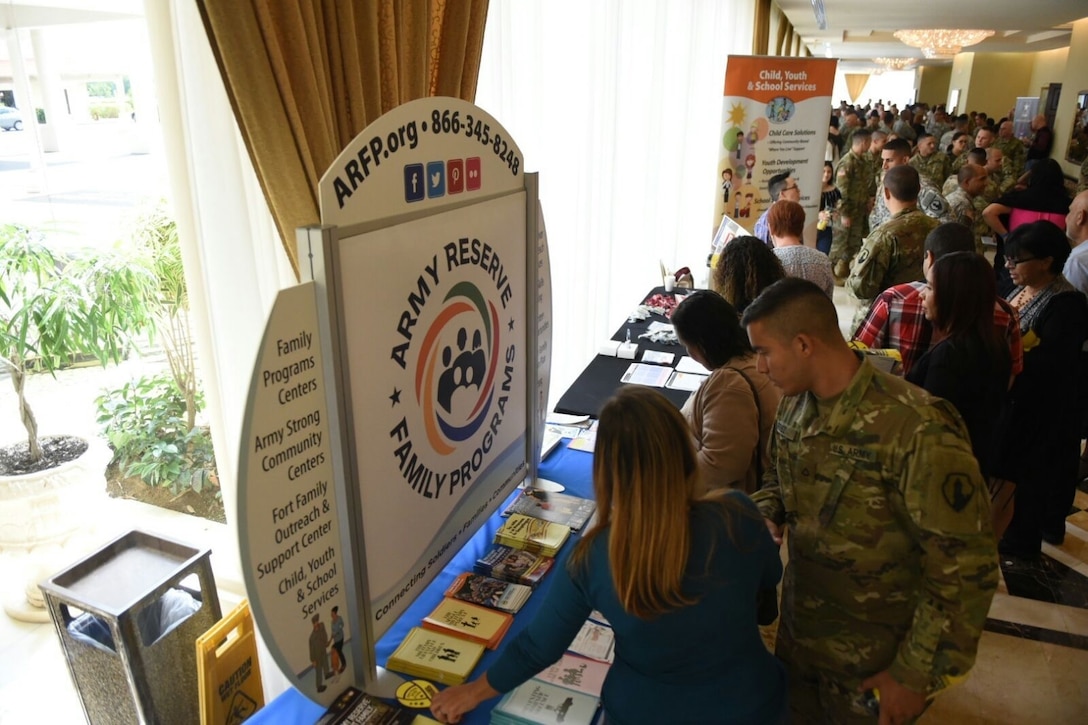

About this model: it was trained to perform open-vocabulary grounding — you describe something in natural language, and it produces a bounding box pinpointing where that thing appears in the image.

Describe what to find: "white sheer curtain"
[143,0,297,698]
[475,0,756,409]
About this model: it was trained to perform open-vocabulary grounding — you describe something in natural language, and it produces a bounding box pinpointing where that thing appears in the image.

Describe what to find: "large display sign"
[336,193,528,635]
[713,56,837,242]
[241,97,550,698]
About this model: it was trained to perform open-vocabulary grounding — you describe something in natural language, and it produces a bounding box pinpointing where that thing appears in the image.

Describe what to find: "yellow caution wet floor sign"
[197,599,264,725]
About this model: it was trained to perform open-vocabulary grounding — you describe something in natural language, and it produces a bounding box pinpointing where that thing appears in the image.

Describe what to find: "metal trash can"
[39,529,222,725]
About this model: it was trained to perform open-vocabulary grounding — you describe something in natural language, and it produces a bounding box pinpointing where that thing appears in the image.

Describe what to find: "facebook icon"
[404,164,425,202]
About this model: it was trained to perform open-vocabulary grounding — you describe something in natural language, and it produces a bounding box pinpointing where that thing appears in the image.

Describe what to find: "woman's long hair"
[569,387,703,619]
[712,236,785,314]
[931,252,1004,356]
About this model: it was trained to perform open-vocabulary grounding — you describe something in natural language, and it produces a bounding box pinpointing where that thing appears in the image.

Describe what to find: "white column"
[5,28,46,191]
[30,29,67,153]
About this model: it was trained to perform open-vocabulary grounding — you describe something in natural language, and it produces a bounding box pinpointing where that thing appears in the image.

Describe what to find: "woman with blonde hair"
[428,387,786,724]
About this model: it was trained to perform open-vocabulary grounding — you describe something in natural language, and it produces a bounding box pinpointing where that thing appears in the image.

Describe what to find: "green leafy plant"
[0,223,156,463]
[95,373,217,494]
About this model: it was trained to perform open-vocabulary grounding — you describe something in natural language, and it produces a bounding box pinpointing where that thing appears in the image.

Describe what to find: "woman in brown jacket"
[672,290,781,494]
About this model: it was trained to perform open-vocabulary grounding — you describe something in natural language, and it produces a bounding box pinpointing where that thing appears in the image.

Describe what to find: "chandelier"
[873,57,918,72]
[893,29,994,58]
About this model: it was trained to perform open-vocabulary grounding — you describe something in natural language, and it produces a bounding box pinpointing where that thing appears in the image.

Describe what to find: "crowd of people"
[427,101,1088,725]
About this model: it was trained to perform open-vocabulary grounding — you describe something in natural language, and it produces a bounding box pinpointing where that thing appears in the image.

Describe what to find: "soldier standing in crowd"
[831,129,873,280]
[848,165,939,309]
[909,133,951,189]
[743,278,999,725]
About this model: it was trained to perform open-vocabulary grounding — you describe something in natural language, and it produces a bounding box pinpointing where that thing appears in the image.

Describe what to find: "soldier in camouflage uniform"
[871,139,951,232]
[981,148,1016,203]
[848,166,939,308]
[994,121,1026,180]
[866,130,887,185]
[742,278,999,725]
[831,129,873,277]
[945,164,991,254]
[908,133,951,188]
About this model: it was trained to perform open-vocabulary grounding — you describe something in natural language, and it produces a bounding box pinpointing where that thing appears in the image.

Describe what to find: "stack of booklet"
[316,687,423,725]
[489,679,600,725]
[386,627,486,685]
[488,619,613,724]
[421,598,514,650]
[445,572,533,614]
[494,514,570,557]
[501,488,597,531]
[474,544,555,588]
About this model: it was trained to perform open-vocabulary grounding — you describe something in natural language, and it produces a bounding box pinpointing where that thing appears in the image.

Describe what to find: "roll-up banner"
[713,56,837,245]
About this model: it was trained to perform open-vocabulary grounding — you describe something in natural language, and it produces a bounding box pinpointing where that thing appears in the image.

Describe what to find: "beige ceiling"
[776,0,1087,70]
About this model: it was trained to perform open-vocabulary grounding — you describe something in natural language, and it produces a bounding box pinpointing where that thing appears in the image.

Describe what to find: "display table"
[247,440,594,724]
[554,286,693,417]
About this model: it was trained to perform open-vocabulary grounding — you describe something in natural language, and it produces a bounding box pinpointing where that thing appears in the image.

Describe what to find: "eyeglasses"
[782,184,799,192]
[1004,256,1037,267]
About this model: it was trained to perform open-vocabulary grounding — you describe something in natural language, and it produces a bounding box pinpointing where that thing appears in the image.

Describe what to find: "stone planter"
[1,436,110,621]
[0,437,109,550]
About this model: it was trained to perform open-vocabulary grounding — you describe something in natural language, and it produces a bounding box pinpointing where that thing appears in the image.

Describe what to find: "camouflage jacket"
[993,137,1026,179]
[1078,157,1088,193]
[909,151,951,189]
[847,208,939,302]
[870,173,951,231]
[751,357,999,694]
[945,188,989,254]
[835,150,872,219]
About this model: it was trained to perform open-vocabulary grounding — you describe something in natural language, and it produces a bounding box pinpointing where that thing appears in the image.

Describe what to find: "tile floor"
[2,288,1087,723]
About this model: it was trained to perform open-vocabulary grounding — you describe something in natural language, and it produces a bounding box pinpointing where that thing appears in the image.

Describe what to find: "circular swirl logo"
[414,281,499,455]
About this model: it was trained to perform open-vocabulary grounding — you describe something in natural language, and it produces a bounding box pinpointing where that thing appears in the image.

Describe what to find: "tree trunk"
[10,361,42,461]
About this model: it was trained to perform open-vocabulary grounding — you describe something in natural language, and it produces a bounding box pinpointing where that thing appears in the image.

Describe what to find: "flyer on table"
[713,56,837,243]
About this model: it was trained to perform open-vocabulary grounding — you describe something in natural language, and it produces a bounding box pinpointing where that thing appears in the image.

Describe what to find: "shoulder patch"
[941,473,976,512]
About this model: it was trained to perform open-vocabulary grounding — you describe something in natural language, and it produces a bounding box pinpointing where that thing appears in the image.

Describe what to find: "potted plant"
[0,223,156,554]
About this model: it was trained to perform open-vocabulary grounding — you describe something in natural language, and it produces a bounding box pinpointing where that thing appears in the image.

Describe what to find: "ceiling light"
[893,29,994,58]
[810,0,828,31]
[874,57,918,72]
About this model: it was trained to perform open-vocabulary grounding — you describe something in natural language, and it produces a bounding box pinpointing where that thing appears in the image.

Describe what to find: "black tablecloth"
[554,286,695,417]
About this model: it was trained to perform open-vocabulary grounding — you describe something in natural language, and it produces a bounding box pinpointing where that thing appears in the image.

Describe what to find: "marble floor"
[2,288,1087,723]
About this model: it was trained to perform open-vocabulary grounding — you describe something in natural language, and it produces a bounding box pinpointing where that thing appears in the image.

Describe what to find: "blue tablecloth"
[248,440,593,724]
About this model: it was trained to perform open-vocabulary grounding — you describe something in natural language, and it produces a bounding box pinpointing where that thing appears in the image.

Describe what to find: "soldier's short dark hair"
[768,170,794,200]
[917,132,935,142]
[925,223,974,259]
[967,148,987,165]
[884,165,920,203]
[741,278,841,343]
[883,138,912,158]
[957,163,983,186]
[851,129,872,146]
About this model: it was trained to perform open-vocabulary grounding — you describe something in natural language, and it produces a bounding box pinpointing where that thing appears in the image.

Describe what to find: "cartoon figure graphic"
[309,613,334,693]
[739,192,754,219]
[327,606,346,675]
[721,168,734,205]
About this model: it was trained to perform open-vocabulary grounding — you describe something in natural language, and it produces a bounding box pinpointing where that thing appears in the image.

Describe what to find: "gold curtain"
[774,9,789,56]
[783,24,794,57]
[844,73,870,103]
[753,0,771,55]
[195,0,489,275]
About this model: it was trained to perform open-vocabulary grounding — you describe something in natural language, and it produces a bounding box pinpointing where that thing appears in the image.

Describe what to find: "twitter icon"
[426,161,446,198]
